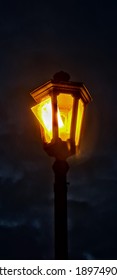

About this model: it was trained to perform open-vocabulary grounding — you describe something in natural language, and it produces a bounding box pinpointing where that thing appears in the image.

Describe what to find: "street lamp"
[30,71,92,259]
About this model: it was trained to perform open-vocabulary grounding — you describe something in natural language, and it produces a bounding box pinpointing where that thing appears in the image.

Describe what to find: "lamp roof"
[30,72,92,104]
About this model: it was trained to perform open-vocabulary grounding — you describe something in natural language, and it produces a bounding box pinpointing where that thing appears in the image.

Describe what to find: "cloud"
[0,160,24,183]
[0,217,41,230]
[83,251,95,260]
[0,219,23,228]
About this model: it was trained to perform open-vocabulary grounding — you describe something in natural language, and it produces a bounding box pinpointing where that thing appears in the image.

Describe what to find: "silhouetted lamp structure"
[30,71,92,259]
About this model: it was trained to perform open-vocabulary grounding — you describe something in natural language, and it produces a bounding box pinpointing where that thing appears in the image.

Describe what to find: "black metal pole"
[52,159,69,260]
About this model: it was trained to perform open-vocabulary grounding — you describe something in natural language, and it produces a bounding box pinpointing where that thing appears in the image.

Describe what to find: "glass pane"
[31,97,53,143]
[75,98,84,146]
[57,94,73,141]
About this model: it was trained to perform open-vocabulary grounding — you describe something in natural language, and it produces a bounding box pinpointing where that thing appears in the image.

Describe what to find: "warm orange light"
[31,97,64,143]
[30,74,92,158]
[75,98,84,146]
[57,94,73,141]
[31,97,52,143]
[31,94,84,147]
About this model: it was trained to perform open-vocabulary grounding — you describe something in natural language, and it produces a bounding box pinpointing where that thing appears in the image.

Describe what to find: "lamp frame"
[30,79,92,160]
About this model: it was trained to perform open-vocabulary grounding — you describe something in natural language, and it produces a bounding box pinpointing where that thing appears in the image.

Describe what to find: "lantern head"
[30,72,92,160]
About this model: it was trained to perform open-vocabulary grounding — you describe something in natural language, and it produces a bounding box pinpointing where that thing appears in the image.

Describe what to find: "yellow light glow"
[31,97,52,143]
[75,99,84,146]
[31,97,64,143]
[31,95,84,146]
[57,94,73,141]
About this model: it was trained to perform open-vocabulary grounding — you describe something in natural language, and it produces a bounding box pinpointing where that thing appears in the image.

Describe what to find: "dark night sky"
[0,0,117,259]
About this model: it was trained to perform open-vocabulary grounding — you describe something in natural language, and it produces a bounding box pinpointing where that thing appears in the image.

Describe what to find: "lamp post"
[30,71,92,259]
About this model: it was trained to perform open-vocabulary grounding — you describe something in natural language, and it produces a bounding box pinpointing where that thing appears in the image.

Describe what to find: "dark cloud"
[0,224,53,259]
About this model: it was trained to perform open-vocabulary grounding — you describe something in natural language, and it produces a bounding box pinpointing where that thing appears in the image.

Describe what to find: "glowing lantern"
[30,72,92,159]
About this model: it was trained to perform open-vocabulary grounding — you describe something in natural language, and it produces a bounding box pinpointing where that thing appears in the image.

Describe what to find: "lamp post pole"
[53,159,69,260]
[30,71,92,260]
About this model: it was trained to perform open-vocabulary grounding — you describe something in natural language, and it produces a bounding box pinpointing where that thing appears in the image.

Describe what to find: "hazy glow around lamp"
[30,72,92,159]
